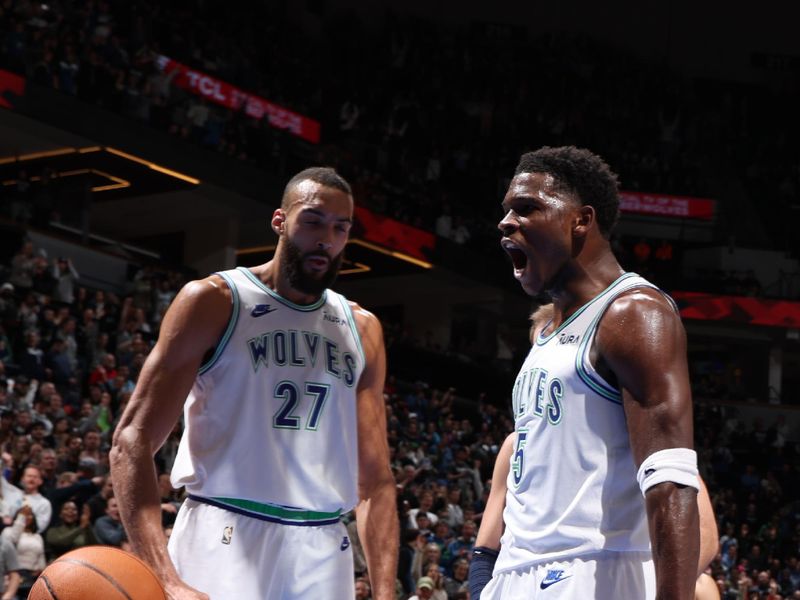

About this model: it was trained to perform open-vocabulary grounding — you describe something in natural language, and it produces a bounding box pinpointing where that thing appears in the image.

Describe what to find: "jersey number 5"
[511,429,528,488]
[273,381,330,430]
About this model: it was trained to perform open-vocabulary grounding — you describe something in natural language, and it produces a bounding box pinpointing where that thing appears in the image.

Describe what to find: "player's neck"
[253,260,325,306]
[548,250,624,323]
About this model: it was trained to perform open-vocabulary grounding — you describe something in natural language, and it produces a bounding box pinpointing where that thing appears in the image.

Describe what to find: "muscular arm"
[110,277,230,600]
[474,433,514,550]
[598,290,699,600]
[352,306,398,600]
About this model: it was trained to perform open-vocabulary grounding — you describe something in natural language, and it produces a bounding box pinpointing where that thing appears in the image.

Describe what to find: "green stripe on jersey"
[211,497,343,521]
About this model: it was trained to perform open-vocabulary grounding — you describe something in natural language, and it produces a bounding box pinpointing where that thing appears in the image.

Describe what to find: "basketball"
[27,546,167,600]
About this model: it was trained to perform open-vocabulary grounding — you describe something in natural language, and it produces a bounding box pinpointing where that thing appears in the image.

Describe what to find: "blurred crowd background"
[0,1,799,599]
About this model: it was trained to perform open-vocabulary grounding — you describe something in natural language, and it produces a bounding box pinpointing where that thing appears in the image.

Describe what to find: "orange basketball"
[28,546,166,600]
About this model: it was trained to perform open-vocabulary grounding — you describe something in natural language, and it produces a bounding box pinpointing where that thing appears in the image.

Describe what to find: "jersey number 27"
[273,381,330,430]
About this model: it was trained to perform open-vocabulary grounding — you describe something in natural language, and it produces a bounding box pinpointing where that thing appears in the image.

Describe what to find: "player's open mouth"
[501,239,528,276]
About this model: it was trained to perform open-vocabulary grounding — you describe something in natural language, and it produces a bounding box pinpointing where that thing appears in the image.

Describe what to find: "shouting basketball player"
[111,168,398,599]
[482,146,699,599]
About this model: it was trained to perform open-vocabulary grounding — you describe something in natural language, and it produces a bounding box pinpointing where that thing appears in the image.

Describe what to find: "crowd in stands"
[0,229,797,599]
[0,1,799,597]
[1,0,798,267]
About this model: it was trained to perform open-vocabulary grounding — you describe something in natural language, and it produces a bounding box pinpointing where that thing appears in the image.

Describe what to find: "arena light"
[0,147,79,165]
[347,239,432,269]
[236,244,277,256]
[2,168,130,192]
[89,169,130,192]
[105,147,200,185]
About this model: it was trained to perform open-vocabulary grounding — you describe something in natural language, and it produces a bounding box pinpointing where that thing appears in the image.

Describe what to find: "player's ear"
[271,209,286,236]
[573,205,595,238]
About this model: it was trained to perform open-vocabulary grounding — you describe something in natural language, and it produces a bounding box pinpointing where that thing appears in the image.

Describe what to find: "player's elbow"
[110,424,153,472]
[358,466,395,503]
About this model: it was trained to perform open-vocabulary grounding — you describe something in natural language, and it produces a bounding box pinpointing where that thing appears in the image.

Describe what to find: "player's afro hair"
[515,146,620,237]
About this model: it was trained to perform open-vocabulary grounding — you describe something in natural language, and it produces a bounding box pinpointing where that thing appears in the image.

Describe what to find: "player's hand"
[164,579,210,600]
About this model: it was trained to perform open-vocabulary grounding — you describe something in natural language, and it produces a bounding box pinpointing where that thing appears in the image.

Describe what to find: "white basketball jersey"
[495,273,673,574]
[171,267,365,524]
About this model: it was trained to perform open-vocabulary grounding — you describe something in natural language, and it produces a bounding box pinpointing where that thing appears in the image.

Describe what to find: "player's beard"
[281,238,344,296]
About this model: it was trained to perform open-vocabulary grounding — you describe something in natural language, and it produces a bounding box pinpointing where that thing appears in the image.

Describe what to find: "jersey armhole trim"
[576,308,623,405]
[337,294,366,366]
[575,280,672,406]
[198,271,239,375]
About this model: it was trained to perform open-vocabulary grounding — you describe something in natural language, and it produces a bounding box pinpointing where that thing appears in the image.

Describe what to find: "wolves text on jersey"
[512,367,563,425]
[247,329,357,387]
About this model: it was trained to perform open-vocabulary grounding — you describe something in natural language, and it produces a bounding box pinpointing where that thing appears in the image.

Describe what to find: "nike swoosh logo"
[540,575,572,590]
[251,304,277,317]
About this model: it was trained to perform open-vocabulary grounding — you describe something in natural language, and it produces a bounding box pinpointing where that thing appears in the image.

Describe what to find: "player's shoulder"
[597,284,684,358]
[345,300,382,336]
[603,285,678,327]
[181,273,231,296]
[170,274,233,318]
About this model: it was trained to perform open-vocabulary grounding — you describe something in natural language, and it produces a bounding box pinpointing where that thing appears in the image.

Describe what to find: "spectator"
[408,491,439,529]
[86,474,114,523]
[420,562,448,600]
[18,332,45,382]
[409,576,435,600]
[444,521,476,570]
[0,534,21,600]
[399,528,422,596]
[79,429,104,466]
[444,558,469,598]
[9,241,36,294]
[45,501,96,559]
[354,576,371,599]
[19,465,53,532]
[1,505,45,598]
[443,487,464,530]
[92,497,125,547]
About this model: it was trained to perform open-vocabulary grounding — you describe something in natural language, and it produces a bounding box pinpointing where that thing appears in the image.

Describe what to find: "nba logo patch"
[222,526,234,545]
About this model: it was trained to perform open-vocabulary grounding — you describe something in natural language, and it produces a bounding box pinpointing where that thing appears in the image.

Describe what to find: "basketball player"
[468,431,719,599]
[484,146,699,598]
[110,168,398,599]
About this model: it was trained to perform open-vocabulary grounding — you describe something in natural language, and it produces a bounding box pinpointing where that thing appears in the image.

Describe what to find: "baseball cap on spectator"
[15,375,29,386]
[0,283,13,293]
[417,577,434,590]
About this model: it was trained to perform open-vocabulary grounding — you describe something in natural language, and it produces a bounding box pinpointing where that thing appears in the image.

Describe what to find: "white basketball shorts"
[481,552,655,599]
[168,497,355,599]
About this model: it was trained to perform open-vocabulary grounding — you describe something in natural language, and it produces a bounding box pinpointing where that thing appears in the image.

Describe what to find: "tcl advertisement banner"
[354,206,435,262]
[672,291,800,328]
[620,191,715,220]
[155,55,320,144]
[0,69,25,110]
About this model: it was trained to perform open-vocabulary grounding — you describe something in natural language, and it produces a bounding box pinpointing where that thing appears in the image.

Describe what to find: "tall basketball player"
[468,431,719,599]
[111,168,398,599]
[484,146,700,598]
